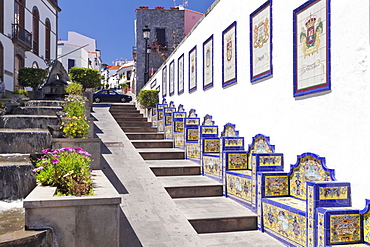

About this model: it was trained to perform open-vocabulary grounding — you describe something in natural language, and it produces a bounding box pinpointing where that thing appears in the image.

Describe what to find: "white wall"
[143,0,370,208]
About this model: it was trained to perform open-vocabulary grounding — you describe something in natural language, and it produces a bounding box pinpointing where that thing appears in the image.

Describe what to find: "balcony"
[12,24,32,50]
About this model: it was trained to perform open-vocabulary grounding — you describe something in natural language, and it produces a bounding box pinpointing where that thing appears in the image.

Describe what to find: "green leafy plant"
[17,67,48,91]
[65,82,83,95]
[61,82,89,138]
[137,90,159,109]
[0,102,4,109]
[31,147,94,196]
[69,67,102,90]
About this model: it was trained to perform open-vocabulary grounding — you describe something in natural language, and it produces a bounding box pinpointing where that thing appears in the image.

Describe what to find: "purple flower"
[32,166,44,174]
[41,148,50,154]
[52,159,59,164]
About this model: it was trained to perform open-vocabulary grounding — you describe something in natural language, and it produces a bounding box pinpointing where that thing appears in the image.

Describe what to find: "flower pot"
[24,170,121,247]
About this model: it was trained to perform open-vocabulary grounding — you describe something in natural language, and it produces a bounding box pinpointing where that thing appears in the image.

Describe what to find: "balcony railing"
[12,24,32,50]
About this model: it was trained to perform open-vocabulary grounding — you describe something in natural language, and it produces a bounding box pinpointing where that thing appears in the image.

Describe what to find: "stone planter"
[51,138,101,170]
[24,170,121,247]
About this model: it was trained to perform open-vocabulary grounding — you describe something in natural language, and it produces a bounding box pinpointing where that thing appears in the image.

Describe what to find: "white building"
[0,0,60,91]
[57,31,101,72]
[143,0,370,208]
[101,61,135,90]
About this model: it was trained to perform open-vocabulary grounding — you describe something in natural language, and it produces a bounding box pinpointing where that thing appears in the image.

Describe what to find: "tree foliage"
[18,67,48,91]
[137,90,159,109]
[69,67,101,90]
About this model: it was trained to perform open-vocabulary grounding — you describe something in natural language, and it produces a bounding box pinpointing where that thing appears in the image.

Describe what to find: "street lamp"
[143,25,151,83]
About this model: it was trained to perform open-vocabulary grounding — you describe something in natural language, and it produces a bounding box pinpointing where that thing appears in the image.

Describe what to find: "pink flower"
[41,148,50,154]
[32,166,44,174]
[52,159,59,164]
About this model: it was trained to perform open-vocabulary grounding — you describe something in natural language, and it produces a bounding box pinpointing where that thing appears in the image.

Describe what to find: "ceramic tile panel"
[203,139,221,153]
[293,0,331,97]
[222,21,237,87]
[186,142,200,159]
[187,129,199,141]
[262,202,307,246]
[317,212,325,247]
[227,152,248,170]
[319,186,349,200]
[188,109,197,118]
[246,134,274,170]
[221,123,239,137]
[203,35,214,90]
[364,212,370,243]
[202,114,215,126]
[289,154,333,200]
[307,184,315,247]
[203,155,222,181]
[226,172,252,205]
[330,214,361,244]
[152,107,157,127]
[257,174,263,230]
[185,118,199,125]
[175,121,184,132]
[201,126,218,135]
[264,176,289,197]
[174,132,185,148]
[250,0,273,82]
[266,197,306,212]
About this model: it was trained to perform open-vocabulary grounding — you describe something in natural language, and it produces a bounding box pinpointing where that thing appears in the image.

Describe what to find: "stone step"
[116,117,148,122]
[174,197,257,233]
[0,229,53,246]
[121,126,157,133]
[199,231,284,246]
[131,140,173,148]
[0,115,60,129]
[126,133,164,140]
[0,129,51,153]
[138,148,185,160]
[117,121,152,127]
[111,113,144,118]
[147,160,201,176]
[25,100,63,107]
[11,106,62,115]
[157,175,223,198]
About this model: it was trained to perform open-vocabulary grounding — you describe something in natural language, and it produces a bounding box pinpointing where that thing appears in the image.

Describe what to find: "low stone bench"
[258,153,352,246]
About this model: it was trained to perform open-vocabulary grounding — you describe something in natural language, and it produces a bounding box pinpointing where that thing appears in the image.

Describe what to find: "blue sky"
[58,0,215,65]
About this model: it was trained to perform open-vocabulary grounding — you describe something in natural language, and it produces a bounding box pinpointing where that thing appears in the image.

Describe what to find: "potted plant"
[31,147,93,196]
[138,6,149,9]
[52,82,101,170]
[25,147,121,246]
[119,82,129,94]
[155,6,164,9]
[137,90,159,118]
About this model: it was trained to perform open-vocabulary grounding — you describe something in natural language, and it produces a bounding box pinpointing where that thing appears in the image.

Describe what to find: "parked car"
[93,89,132,103]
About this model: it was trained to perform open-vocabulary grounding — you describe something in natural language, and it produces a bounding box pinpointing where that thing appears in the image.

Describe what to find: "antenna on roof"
[183,0,188,6]
[173,0,177,6]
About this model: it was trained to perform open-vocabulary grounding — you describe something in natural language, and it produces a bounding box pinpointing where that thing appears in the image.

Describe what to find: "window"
[15,54,24,89]
[32,7,39,55]
[0,43,3,79]
[0,0,4,33]
[68,59,75,70]
[14,0,25,27]
[45,19,51,61]
[156,28,166,47]
[127,71,131,81]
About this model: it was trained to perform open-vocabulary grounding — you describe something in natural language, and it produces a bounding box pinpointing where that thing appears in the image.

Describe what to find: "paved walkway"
[92,103,284,247]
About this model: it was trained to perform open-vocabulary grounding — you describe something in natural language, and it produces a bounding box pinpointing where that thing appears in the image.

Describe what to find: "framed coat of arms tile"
[222,21,237,87]
[203,35,214,90]
[162,65,167,97]
[250,0,273,83]
[178,54,184,95]
[293,0,331,97]
[189,46,197,93]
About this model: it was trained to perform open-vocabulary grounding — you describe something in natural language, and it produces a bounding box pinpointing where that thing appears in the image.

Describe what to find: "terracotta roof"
[184,8,203,15]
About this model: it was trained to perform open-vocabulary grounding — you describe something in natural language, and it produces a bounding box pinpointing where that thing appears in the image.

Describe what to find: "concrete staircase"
[109,104,260,235]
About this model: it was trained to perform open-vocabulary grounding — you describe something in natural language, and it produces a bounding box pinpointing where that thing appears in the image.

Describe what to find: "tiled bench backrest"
[155,103,167,132]
[173,104,186,149]
[164,102,176,139]
[225,133,277,209]
[201,115,221,181]
[184,109,200,162]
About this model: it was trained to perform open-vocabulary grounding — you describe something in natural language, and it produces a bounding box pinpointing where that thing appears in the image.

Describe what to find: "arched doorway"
[14,54,24,90]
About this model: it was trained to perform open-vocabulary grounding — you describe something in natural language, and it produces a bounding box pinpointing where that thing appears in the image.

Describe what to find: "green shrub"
[137,90,159,109]
[69,67,101,90]
[18,67,48,91]
[0,102,4,109]
[32,147,93,196]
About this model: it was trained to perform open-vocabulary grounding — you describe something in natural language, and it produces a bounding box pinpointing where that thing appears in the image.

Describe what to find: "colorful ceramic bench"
[184,109,201,163]
[173,104,186,149]
[225,133,278,209]
[258,153,353,247]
